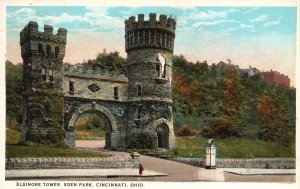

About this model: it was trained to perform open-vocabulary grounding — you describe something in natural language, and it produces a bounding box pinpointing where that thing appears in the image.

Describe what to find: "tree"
[83,49,125,72]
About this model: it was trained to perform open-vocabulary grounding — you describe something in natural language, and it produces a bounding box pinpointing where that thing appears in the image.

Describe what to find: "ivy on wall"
[26,89,66,147]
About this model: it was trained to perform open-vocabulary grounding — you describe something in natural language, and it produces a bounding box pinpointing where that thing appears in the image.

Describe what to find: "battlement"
[63,64,128,83]
[125,13,176,33]
[20,21,67,45]
[125,13,176,53]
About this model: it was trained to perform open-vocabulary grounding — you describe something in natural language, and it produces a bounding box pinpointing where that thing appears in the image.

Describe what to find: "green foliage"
[6,61,23,129]
[6,144,109,158]
[26,89,65,146]
[201,117,238,138]
[75,114,106,140]
[126,132,157,149]
[82,49,125,72]
[172,55,295,146]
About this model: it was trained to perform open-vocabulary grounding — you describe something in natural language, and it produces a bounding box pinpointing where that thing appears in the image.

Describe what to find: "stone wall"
[6,155,140,170]
[170,158,295,169]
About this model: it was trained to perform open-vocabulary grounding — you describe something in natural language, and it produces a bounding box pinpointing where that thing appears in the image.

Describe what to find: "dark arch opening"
[156,124,169,148]
[74,111,112,149]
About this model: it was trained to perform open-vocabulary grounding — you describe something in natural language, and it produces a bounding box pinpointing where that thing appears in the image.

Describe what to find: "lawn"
[6,145,109,158]
[175,136,295,158]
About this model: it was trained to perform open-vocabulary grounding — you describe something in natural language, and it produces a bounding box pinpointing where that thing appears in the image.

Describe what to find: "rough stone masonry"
[20,13,177,150]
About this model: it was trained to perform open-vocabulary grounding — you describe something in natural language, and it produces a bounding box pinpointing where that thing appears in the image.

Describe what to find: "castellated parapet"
[124,13,176,53]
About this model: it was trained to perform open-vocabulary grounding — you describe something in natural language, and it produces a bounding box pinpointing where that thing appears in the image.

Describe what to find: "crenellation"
[159,14,167,26]
[44,25,53,36]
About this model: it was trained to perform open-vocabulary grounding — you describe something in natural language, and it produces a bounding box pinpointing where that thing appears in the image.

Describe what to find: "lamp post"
[205,139,216,169]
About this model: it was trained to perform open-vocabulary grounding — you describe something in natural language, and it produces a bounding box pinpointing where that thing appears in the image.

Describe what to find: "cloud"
[192,9,238,20]
[240,23,254,29]
[192,19,238,27]
[263,20,281,27]
[250,15,268,22]
[7,8,36,17]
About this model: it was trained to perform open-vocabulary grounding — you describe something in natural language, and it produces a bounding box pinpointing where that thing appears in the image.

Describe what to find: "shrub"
[201,117,238,138]
[176,125,199,136]
[126,132,156,149]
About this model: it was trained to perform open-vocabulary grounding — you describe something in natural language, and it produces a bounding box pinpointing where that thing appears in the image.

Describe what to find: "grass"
[175,136,295,158]
[127,136,295,159]
[76,130,105,140]
[6,144,109,158]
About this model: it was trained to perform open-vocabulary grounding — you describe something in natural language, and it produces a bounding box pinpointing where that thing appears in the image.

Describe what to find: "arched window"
[38,43,43,54]
[55,46,60,59]
[157,53,166,78]
[46,45,51,58]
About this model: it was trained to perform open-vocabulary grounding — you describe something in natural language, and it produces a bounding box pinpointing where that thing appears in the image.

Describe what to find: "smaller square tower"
[20,21,67,145]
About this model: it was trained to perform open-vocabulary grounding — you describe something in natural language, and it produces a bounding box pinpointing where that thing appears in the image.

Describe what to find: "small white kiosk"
[205,139,216,169]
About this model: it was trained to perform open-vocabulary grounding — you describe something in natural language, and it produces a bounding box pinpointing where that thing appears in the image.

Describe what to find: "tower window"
[137,84,142,96]
[137,107,142,120]
[162,64,166,78]
[69,81,74,95]
[55,46,60,59]
[114,87,119,100]
[41,67,46,81]
[38,43,43,54]
[46,45,51,58]
[156,64,160,77]
[49,69,53,82]
[157,53,166,78]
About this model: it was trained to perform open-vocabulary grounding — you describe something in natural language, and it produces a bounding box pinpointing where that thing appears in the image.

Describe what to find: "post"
[130,152,141,168]
[205,139,216,169]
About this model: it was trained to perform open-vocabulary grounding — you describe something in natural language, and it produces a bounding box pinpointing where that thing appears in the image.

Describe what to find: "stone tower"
[125,13,176,149]
[20,21,67,144]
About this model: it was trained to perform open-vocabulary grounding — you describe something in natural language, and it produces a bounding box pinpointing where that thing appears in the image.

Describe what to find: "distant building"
[261,70,290,88]
[239,66,261,77]
[216,61,239,70]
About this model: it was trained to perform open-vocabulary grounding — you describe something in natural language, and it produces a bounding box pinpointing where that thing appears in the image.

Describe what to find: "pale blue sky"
[6,6,297,85]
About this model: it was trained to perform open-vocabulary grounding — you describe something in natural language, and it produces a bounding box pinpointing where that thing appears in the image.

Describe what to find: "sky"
[6,6,297,86]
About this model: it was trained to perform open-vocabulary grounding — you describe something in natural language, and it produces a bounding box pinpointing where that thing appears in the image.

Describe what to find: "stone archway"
[65,102,118,149]
[152,118,176,149]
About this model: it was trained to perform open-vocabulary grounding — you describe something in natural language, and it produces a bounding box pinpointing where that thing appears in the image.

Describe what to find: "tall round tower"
[125,13,176,149]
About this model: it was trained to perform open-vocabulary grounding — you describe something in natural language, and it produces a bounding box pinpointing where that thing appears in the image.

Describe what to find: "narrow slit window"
[38,43,43,54]
[162,64,166,78]
[137,107,141,120]
[137,84,142,96]
[114,87,119,99]
[46,45,51,58]
[49,69,53,82]
[69,81,74,95]
[156,64,160,77]
[55,46,60,59]
[41,67,46,81]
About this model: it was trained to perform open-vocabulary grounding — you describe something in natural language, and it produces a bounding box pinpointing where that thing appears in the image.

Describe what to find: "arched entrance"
[74,111,111,149]
[152,118,175,149]
[156,124,169,148]
[66,103,118,149]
